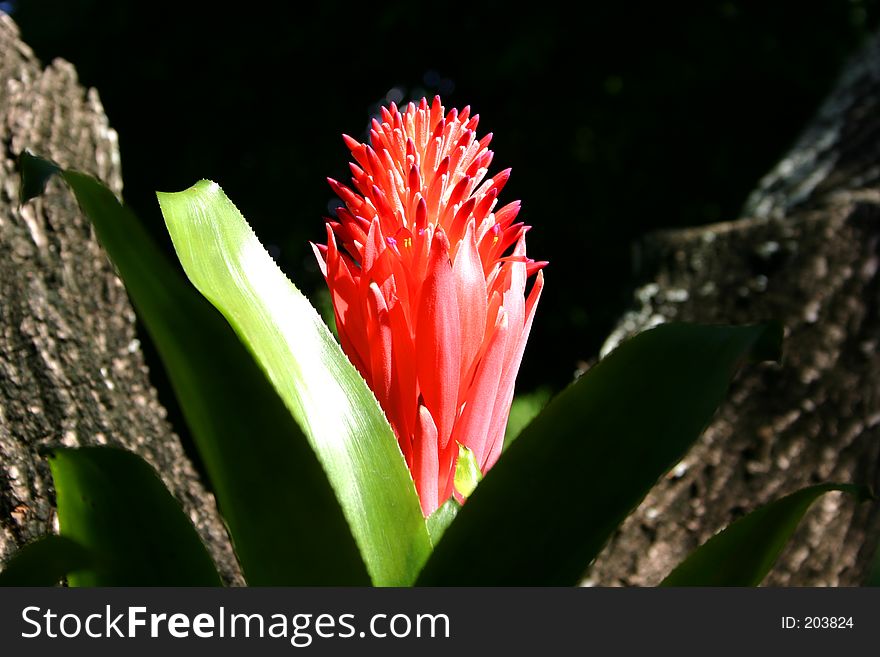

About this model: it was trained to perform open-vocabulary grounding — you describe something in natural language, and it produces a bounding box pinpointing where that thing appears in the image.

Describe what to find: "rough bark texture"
[0,14,242,585]
[585,33,880,586]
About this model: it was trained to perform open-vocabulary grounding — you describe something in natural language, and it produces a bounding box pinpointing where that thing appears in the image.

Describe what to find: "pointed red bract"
[314,97,546,515]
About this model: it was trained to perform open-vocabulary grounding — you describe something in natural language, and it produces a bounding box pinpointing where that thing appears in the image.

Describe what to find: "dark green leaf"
[48,447,221,586]
[418,322,782,585]
[157,181,431,585]
[427,499,460,547]
[0,535,91,586]
[662,483,870,586]
[18,150,61,203]
[865,528,880,587]
[503,387,552,452]
[19,155,368,585]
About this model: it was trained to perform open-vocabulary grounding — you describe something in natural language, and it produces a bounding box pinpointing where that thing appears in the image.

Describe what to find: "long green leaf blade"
[157,181,431,586]
[418,322,782,585]
[48,447,221,586]
[0,535,92,587]
[661,483,869,586]
[20,154,368,585]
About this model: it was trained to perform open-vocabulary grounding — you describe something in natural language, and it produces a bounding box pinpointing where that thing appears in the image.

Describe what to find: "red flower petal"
[365,282,393,412]
[453,308,509,467]
[413,405,439,516]
[484,268,544,470]
[452,219,488,381]
[416,230,461,451]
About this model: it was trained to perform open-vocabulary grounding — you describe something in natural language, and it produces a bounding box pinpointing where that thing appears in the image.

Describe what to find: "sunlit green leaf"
[48,447,221,586]
[157,181,431,586]
[0,535,91,587]
[661,483,870,586]
[418,322,782,585]
[19,155,368,585]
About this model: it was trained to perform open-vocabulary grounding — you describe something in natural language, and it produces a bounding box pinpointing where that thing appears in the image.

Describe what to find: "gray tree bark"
[0,14,242,585]
[585,31,880,586]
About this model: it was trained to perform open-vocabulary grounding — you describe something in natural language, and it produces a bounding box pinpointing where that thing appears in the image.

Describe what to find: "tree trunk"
[585,32,880,586]
[0,14,242,585]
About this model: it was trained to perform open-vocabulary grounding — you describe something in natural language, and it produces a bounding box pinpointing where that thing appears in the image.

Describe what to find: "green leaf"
[0,535,92,587]
[661,483,869,586]
[48,447,221,586]
[427,499,461,547]
[503,386,552,451]
[19,155,369,585]
[866,532,880,587]
[418,322,782,585]
[18,150,61,203]
[157,181,431,586]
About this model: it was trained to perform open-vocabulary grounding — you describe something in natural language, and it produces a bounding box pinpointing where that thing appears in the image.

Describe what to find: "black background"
[10,0,880,393]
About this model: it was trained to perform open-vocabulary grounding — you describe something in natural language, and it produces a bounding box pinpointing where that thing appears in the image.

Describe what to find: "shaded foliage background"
[9,0,880,396]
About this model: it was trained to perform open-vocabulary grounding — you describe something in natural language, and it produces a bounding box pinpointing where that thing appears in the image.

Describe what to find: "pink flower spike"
[317,97,545,515]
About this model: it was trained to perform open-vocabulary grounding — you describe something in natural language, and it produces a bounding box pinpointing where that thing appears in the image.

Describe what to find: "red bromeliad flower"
[313,97,546,516]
